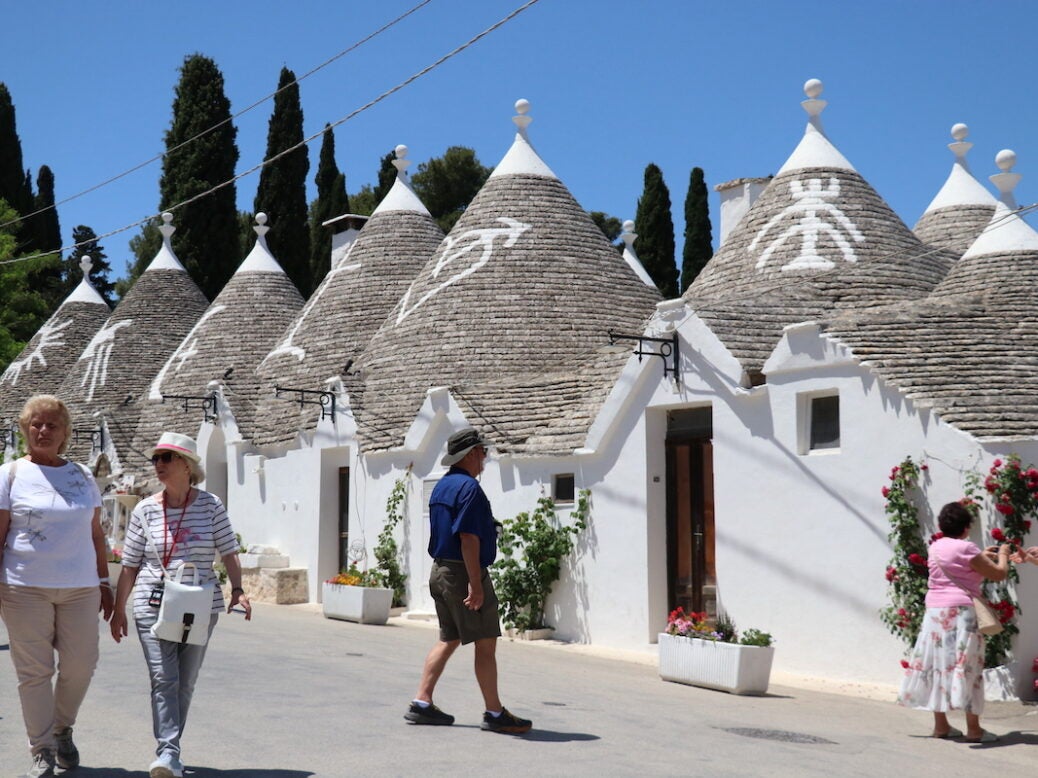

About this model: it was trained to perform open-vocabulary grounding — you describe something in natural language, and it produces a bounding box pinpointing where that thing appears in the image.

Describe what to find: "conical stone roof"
[353,101,662,452]
[59,214,209,469]
[252,147,444,448]
[132,214,305,465]
[685,80,950,380]
[0,258,111,424]
[823,152,1038,439]
[912,123,997,261]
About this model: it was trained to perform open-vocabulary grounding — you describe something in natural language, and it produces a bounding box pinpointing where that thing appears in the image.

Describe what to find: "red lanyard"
[161,490,190,570]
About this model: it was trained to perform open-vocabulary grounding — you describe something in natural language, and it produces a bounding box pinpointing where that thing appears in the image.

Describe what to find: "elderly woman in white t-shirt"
[0,394,114,777]
[111,431,250,778]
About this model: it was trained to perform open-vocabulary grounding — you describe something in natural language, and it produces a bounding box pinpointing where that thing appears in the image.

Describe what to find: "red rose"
[1026,521,1033,532]
[993,459,1003,467]
[908,553,926,566]
[992,528,1006,541]
[882,486,890,498]
[920,464,929,471]
[885,566,897,582]
[897,608,907,617]
[900,659,909,669]
[929,532,944,544]
[996,503,1015,516]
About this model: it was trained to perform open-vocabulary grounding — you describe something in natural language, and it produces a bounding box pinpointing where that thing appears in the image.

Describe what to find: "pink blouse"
[926,537,983,608]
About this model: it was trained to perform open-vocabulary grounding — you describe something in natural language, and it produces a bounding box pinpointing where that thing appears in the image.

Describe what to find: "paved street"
[2,603,1038,777]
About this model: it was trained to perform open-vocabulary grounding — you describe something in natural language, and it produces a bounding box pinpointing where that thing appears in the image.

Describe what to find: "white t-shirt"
[0,458,103,588]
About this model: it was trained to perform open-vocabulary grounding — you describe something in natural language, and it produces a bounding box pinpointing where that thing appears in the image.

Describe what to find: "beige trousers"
[0,584,100,755]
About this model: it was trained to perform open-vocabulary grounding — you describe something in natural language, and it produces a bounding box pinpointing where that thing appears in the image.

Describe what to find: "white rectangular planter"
[658,632,775,695]
[322,583,393,625]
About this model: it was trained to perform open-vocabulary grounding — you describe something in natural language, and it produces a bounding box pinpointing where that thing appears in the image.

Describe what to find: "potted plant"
[491,490,589,639]
[658,607,775,695]
[322,565,394,625]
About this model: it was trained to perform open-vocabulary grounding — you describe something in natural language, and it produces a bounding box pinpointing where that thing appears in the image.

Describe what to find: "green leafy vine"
[491,489,589,632]
[373,472,409,607]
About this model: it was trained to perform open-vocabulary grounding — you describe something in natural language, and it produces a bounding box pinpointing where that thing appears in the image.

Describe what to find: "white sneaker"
[21,748,57,778]
[149,754,184,778]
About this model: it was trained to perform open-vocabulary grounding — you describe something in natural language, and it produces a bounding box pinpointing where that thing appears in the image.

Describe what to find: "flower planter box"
[504,626,555,641]
[322,582,393,625]
[658,632,774,695]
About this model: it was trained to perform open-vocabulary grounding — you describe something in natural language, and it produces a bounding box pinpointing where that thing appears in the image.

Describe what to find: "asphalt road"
[2,603,1037,777]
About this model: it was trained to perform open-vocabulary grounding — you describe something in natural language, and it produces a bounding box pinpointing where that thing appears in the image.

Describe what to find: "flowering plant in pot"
[659,608,775,694]
[322,564,393,625]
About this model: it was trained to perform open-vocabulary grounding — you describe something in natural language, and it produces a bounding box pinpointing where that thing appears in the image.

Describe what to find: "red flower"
[897,608,907,617]
[996,503,1015,516]
[929,532,944,544]
[885,566,897,582]
[984,477,997,493]
[900,659,909,669]
[908,553,926,566]
[993,459,1003,468]
[920,464,929,472]
[1026,521,1033,532]
[992,527,1006,541]
[882,486,890,498]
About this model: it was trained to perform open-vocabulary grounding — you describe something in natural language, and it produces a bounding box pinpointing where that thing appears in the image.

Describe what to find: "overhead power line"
[0,0,435,235]
[0,0,543,268]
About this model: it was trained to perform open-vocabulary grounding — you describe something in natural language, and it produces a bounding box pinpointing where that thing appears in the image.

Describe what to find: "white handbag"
[150,562,215,646]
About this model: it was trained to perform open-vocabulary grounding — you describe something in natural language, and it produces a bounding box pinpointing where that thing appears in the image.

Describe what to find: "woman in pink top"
[898,502,1010,743]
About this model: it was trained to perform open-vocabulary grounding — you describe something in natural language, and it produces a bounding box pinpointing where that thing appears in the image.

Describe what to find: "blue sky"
[3,0,1037,280]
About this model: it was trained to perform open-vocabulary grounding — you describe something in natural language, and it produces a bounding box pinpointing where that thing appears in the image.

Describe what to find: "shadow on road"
[74,770,313,777]
[965,730,1038,748]
[514,729,600,743]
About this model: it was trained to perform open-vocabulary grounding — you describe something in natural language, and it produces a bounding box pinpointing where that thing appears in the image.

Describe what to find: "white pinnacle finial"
[513,98,532,135]
[392,144,411,175]
[79,255,93,278]
[621,219,637,249]
[254,212,270,239]
[158,212,175,243]
[948,122,973,162]
[801,78,827,132]
[990,149,1021,207]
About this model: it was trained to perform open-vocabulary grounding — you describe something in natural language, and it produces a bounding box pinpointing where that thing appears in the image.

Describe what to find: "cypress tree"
[64,225,116,305]
[308,124,349,286]
[681,167,713,293]
[634,163,678,298]
[126,54,239,299]
[0,84,33,230]
[34,166,61,253]
[254,66,311,295]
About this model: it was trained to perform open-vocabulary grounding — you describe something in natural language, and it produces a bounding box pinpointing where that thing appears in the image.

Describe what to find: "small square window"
[809,395,840,451]
[553,474,576,503]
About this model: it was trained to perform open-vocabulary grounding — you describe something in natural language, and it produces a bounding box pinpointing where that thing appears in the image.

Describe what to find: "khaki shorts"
[429,560,502,645]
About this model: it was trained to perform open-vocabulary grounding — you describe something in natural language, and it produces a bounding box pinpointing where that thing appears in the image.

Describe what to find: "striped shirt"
[121,489,238,616]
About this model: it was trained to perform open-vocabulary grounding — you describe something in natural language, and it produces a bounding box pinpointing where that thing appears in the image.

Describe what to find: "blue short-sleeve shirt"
[428,467,497,569]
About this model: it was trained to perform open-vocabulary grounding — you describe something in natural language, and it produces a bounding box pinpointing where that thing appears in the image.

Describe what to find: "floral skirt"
[897,606,984,714]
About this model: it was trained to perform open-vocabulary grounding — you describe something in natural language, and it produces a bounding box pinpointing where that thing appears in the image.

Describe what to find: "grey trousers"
[134,609,218,760]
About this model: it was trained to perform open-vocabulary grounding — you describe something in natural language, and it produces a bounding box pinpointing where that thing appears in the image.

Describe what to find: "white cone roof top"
[776,80,855,175]
[145,213,188,271]
[371,145,432,216]
[489,99,558,180]
[64,256,107,305]
[923,124,998,213]
[237,213,287,273]
[961,150,1038,259]
[619,220,656,288]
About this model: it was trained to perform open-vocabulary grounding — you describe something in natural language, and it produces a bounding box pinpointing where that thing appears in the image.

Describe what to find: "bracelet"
[99,577,110,584]
[231,587,245,594]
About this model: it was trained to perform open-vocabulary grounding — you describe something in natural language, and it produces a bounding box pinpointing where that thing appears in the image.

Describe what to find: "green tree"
[62,225,116,305]
[0,84,33,234]
[681,167,713,293]
[634,163,678,298]
[589,211,623,244]
[254,67,311,295]
[33,166,61,254]
[348,151,396,217]
[308,124,349,286]
[0,199,57,373]
[411,146,491,232]
[125,54,239,299]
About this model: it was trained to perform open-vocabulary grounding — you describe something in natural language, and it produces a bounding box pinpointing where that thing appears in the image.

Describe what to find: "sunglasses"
[151,451,179,464]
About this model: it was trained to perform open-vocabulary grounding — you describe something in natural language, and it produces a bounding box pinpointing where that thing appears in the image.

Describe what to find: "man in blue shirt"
[404,428,532,734]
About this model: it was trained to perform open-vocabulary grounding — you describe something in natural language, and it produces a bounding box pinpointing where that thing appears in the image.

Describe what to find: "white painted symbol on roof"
[396,217,531,325]
[148,305,226,401]
[0,317,72,386]
[79,319,133,402]
[749,178,864,271]
[263,240,362,365]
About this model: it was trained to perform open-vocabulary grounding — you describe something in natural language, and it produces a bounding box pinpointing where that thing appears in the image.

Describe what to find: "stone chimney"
[714,177,772,246]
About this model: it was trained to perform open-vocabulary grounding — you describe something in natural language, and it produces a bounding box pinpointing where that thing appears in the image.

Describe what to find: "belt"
[434,558,465,565]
